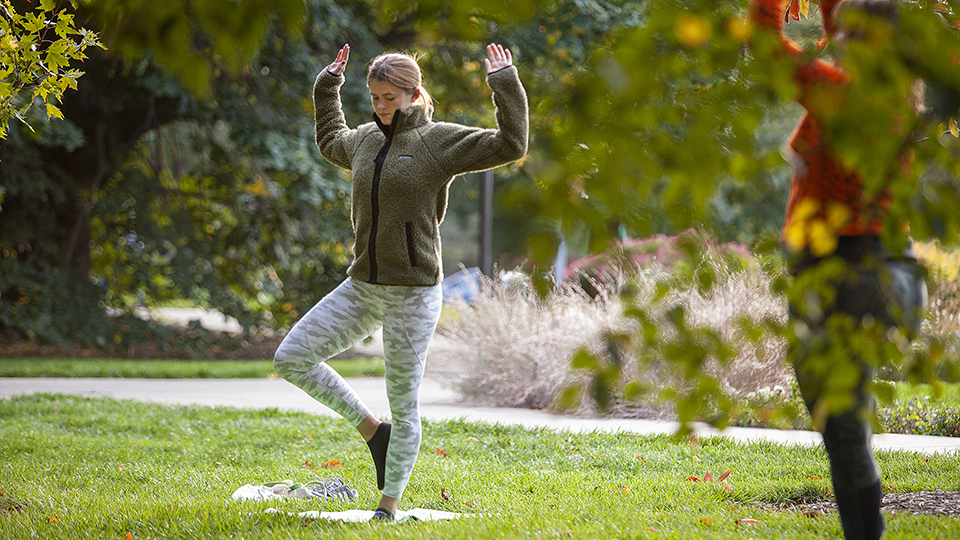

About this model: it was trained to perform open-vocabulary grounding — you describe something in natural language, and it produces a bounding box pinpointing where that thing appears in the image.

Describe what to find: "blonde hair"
[367,52,434,119]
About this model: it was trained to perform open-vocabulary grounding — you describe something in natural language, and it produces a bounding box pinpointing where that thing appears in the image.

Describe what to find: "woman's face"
[368,79,418,125]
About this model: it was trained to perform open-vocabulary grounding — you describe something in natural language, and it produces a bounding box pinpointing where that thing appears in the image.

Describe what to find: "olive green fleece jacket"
[313,65,529,286]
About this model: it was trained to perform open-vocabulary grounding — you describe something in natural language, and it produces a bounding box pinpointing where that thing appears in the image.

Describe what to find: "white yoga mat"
[263,507,468,523]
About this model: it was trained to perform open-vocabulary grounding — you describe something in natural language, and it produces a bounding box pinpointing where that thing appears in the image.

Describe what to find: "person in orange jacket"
[749,1,928,538]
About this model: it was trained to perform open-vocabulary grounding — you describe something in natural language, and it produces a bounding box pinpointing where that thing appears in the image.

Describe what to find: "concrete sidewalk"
[2,376,959,456]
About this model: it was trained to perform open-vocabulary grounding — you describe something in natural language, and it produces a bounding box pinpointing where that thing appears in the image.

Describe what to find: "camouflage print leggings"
[273,278,443,499]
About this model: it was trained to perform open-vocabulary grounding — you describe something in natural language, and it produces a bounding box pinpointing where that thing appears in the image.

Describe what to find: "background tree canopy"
[2,0,958,425]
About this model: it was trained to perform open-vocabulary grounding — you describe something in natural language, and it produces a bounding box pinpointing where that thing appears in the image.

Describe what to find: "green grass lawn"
[0,357,385,379]
[0,394,958,539]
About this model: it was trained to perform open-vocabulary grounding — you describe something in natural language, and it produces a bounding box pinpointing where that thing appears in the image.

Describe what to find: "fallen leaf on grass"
[435,447,448,457]
[736,518,760,525]
[698,517,714,525]
[321,459,342,469]
[685,470,733,491]
[47,515,61,523]
[441,487,452,501]
[125,533,134,540]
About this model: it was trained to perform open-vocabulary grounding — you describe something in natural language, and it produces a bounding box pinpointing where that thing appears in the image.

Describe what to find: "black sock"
[858,480,885,540]
[366,422,391,491]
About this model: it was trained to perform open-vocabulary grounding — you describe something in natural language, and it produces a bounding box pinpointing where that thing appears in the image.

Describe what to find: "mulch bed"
[786,491,960,516]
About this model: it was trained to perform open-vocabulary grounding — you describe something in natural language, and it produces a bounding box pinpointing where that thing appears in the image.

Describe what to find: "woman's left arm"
[433,44,529,175]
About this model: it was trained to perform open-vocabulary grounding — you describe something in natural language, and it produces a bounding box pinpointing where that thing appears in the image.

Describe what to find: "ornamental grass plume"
[430,273,630,410]
[431,251,794,418]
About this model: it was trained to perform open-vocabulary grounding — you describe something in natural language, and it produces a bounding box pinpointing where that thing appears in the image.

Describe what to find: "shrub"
[877,396,960,437]
[913,240,960,382]
[433,234,958,431]
[430,275,630,411]
[564,228,754,298]
[432,234,793,418]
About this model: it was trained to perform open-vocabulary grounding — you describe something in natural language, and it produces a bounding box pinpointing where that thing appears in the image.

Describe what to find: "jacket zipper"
[369,117,396,284]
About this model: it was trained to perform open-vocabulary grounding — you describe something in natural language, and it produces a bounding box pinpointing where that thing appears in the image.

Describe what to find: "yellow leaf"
[798,0,811,18]
[949,117,959,137]
[825,201,852,231]
[726,17,754,42]
[243,178,270,197]
[46,103,63,120]
[808,220,838,257]
[675,15,712,49]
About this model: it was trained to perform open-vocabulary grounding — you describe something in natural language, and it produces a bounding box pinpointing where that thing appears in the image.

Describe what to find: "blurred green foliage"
[2,0,958,431]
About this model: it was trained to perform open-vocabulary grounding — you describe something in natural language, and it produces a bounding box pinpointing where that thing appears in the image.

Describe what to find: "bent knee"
[272,345,299,377]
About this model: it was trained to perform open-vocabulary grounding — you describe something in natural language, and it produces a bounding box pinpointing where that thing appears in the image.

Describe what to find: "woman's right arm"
[314,45,357,170]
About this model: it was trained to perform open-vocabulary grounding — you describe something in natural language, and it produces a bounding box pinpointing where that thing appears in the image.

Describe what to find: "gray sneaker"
[305,476,358,502]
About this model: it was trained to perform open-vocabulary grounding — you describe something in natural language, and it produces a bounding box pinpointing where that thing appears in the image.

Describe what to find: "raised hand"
[327,44,350,76]
[484,43,513,74]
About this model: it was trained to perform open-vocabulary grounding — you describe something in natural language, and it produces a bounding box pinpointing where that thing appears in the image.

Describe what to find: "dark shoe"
[366,422,391,491]
[370,507,394,522]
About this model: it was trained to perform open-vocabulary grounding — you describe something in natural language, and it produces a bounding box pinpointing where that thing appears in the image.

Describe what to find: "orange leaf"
[440,487,451,501]
[737,518,760,525]
[322,459,342,469]
[698,517,714,525]
[716,470,731,482]
[125,533,134,540]
[703,471,713,482]
[685,476,700,482]
[303,460,312,467]
[435,447,448,457]
[806,476,822,481]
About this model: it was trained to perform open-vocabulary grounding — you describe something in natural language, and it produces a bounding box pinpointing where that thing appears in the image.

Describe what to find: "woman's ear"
[411,87,422,102]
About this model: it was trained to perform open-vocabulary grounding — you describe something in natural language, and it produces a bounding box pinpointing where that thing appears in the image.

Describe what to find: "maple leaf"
[321,459,342,469]
[435,447,448,457]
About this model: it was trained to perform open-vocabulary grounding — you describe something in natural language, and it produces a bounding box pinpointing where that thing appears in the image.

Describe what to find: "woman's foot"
[370,507,395,522]
[366,422,391,490]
